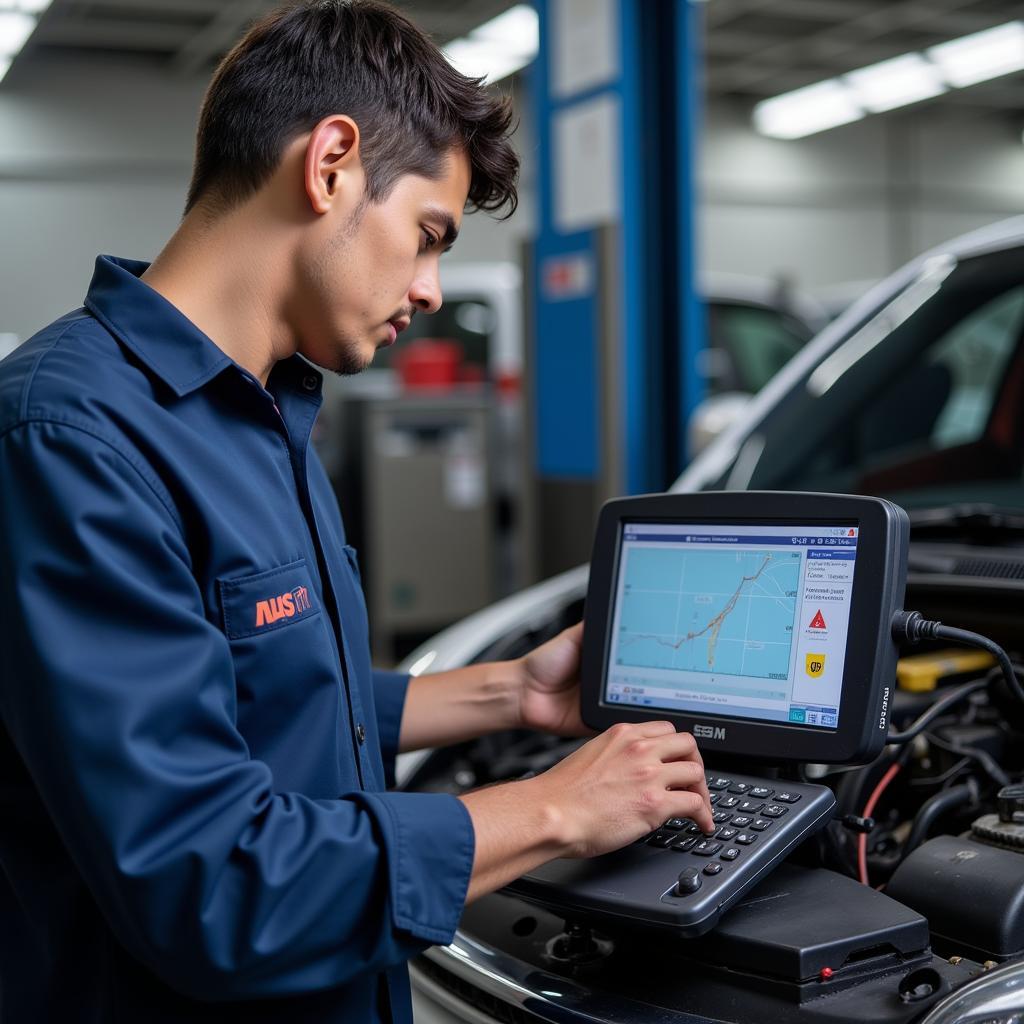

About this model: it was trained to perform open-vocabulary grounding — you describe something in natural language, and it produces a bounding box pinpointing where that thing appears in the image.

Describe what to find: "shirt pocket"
[217,559,345,792]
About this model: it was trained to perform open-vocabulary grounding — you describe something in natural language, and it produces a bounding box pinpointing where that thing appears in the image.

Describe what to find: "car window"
[928,288,1024,448]
[694,245,1024,510]
[706,303,812,394]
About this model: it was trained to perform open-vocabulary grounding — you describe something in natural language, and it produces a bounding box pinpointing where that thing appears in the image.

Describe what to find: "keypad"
[650,773,828,908]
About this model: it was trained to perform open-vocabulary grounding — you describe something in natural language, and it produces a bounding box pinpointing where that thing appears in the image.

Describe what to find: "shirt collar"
[84,254,238,398]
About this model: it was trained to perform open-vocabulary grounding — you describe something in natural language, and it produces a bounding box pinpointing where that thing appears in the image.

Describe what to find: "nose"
[409,263,442,315]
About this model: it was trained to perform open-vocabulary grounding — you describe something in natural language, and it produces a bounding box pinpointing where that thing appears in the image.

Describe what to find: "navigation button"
[691,840,723,857]
[671,836,698,852]
[647,830,675,847]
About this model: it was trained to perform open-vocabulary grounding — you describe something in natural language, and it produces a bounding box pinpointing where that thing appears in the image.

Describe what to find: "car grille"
[415,955,542,1023]
[953,556,1024,579]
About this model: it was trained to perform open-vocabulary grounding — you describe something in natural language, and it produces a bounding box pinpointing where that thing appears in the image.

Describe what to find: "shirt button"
[356,723,366,745]
[302,374,319,392]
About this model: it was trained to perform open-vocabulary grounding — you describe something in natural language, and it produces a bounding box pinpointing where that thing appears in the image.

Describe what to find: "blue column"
[528,0,704,504]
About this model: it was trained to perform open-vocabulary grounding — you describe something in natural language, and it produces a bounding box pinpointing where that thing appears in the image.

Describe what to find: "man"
[0,2,712,1021]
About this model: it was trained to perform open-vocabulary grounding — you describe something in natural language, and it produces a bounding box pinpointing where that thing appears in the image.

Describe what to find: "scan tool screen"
[604,522,859,730]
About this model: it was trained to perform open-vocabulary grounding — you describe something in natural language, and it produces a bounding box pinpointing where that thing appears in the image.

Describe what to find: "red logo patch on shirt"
[255,586,312,627]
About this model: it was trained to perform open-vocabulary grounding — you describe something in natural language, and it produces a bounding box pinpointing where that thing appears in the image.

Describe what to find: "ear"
[303,114,362,215]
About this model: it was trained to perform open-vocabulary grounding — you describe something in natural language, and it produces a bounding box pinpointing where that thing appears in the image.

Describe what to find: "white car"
[401,216,1024,1024]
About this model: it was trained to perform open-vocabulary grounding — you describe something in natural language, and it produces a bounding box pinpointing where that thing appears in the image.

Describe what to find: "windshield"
[691,242,1024,512]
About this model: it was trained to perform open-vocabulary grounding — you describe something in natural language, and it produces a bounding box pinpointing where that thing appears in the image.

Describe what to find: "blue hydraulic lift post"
[527,0,703,572]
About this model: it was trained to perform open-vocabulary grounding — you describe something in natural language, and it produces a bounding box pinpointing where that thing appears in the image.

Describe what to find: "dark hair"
[185,0,519,219]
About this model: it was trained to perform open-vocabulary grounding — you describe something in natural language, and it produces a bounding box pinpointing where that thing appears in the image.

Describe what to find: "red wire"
[857,761,902,886]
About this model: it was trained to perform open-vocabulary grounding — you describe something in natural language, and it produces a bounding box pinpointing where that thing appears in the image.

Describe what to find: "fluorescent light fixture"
[753,79,863,140]
[0,11,34,55]
[928,21,1024,88]
[6,0,54,13]
[845,53,946,113]
[755,19,1024,139]
[443,3,538,85]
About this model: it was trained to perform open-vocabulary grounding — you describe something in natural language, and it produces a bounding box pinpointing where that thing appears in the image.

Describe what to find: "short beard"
[310,195,372,377]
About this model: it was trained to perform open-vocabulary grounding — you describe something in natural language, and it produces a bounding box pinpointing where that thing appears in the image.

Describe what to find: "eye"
[421,229,438,252]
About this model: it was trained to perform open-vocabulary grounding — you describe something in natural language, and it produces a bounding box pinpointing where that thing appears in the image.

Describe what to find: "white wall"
[700,100,1024,291]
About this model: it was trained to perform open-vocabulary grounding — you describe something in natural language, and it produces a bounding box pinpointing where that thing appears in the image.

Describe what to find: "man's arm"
[397,622,589,752]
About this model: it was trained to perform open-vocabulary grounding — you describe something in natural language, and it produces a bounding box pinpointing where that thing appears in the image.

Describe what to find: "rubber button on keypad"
[735,832,756,845]
[703,862,723,876]
[762,804,789,818]
[721,847,740,861]
[691,840,722,856]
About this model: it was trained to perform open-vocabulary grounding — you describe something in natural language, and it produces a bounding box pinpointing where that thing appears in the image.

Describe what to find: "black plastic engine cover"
[886,834,1024,961]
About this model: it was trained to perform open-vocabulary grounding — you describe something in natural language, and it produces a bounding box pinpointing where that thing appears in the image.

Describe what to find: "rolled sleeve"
[359,790,475,946]
[372,669,410,788]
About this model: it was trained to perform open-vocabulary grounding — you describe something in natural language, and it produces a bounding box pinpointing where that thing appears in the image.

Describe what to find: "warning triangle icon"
[809,610,827,630]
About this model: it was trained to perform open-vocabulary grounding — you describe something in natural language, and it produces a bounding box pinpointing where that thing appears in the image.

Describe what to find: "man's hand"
[459,720,714,899]
[515,622,592,737]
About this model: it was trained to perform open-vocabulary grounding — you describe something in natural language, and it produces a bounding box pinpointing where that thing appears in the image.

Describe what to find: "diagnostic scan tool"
[507,491,910,936]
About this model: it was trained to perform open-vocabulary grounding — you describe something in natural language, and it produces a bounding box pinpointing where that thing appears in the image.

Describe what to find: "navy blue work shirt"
[0,255,475,1022]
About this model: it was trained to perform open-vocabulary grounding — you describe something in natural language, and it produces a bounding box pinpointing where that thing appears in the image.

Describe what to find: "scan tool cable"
[891,611,1024,707]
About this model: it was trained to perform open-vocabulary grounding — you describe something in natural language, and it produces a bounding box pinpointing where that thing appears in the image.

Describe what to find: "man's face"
[294,148,471,375]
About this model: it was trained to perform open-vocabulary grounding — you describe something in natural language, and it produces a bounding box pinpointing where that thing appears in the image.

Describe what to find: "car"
[399,216,1024,1023]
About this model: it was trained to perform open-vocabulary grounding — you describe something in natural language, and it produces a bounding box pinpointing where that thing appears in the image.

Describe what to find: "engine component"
[886,834,1024,962]
[971,784,1024,849]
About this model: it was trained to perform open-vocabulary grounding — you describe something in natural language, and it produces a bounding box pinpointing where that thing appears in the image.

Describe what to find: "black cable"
[891,611,1024,706]
[886,678,988,744]
[903,780,977,855]
[925,731,1010,787]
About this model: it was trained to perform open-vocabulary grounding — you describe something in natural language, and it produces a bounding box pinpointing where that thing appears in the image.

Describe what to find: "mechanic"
[0,2,714,1021]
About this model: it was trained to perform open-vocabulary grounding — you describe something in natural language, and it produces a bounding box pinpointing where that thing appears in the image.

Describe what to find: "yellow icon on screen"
[805,654,826,678]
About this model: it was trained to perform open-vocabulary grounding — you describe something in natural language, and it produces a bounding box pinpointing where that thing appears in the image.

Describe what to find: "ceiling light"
[753,80,864,140]
[927,21,1024,88]
[0,11,34,55]
[443,3,538,85]
[844,53,946,113]
[9,0,53,13]
[470,4,538,57]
